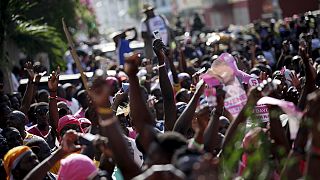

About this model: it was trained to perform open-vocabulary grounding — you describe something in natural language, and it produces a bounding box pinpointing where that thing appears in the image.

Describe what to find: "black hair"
[155,132,187,158]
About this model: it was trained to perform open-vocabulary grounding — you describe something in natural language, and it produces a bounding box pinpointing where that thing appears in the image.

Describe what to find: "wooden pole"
[62,18,89,91]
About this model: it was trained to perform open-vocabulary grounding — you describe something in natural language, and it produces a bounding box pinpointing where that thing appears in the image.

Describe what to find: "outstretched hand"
[48,67,60,92]
[88,75,111,108]
[124,53,141,77]
[61,130,81,154]
[153,39,166,57]
[25,62,44,83]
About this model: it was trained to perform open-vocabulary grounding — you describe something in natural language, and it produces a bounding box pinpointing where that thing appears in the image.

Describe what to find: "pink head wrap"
[58,154,98,180]
[57,115,82,134]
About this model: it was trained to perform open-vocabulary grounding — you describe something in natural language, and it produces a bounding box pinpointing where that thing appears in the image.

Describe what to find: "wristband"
[49,96,58,100]
[97,107,113,115]
[157,63,166,69]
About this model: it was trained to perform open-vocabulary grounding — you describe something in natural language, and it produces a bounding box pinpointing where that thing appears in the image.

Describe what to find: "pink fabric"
[58,154,97,180]
[218,53,255,84]
[128,128,137,139]
[57,115,82,134]
[74,108,85,119]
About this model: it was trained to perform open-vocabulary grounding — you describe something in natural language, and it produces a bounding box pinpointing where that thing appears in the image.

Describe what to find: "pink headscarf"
[57,115,83,134]
[58,154,98,180]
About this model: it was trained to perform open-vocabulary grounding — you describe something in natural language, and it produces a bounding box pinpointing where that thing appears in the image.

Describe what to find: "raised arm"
[204,87,225,154]
[48,69,60,133]
[20,62,41,115]
[297,45,317,110]
[89,76,141,179]
[125,53,156,151]
[173,80,204,135]
[153,39,177,131]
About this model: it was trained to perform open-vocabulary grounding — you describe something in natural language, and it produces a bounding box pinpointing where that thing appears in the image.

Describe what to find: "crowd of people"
[1,3,320,180]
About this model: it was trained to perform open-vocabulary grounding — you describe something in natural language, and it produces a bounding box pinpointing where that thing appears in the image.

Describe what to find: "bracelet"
[97,107,113,115]
[99,117,117,127]
[48,96,58,100]
[157,63,166,69]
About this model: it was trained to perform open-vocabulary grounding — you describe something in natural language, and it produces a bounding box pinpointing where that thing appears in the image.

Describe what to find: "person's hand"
[124,53,141,77]
[289,71,300,89]
[153,39,166,58]
[25,61,45,84]
[48,67,60,92]
[94,136,113,157]
[88,76,111,108]
[259,72,268,81]
[61,130,81,154]
[299,43,309,60]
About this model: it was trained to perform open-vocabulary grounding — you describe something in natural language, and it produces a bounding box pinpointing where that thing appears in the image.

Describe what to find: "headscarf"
[57,115,82,134]
[3,146,32,180]
[57,154,98,180]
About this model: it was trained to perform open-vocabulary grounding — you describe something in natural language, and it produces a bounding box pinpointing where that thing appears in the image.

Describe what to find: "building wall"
[279,0,318,17]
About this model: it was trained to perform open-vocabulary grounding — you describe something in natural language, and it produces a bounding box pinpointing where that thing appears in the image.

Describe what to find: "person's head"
[143,4,155,18]
[9,95,20,110]
[1,127,23,149]
[7,111,27,138]
[36,89,49,103]
[57,85,66,99]
[34,102,49,128]
[58,154,98,180]
[145,132,187,167]
[77,90,89,109]
[25,136,51,162]
[151,88,162,101]
[178,73,192,89]
[175,89,191,103]
[154,100,164,120]
[0,104,12,129]
[62,83,75,100]
[106,77,119,96]
[57,101,72,118]
[0,94,11,108]
[57,115,82,138]
[172,147,201,177]
[285,86,300,105]
[3,146,39,180]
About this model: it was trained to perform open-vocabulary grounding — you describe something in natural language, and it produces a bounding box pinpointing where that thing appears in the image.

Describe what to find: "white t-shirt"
[125,136,143,167]
[140,15,169,46]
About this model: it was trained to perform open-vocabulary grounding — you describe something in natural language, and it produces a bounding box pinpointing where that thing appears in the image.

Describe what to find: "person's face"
[3,129,23,148]
[38,93,49,103]
[154,102,164,119]
[78,93,89,109]
[7,114,26,134]
[0,105,11,128]
[14,152,39,178]
[145,10,154,18]
[66,87,75,98]
[180,77,192,89]
[179,91,191,103]
[35,105,49,126]
[10,97,20,110]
